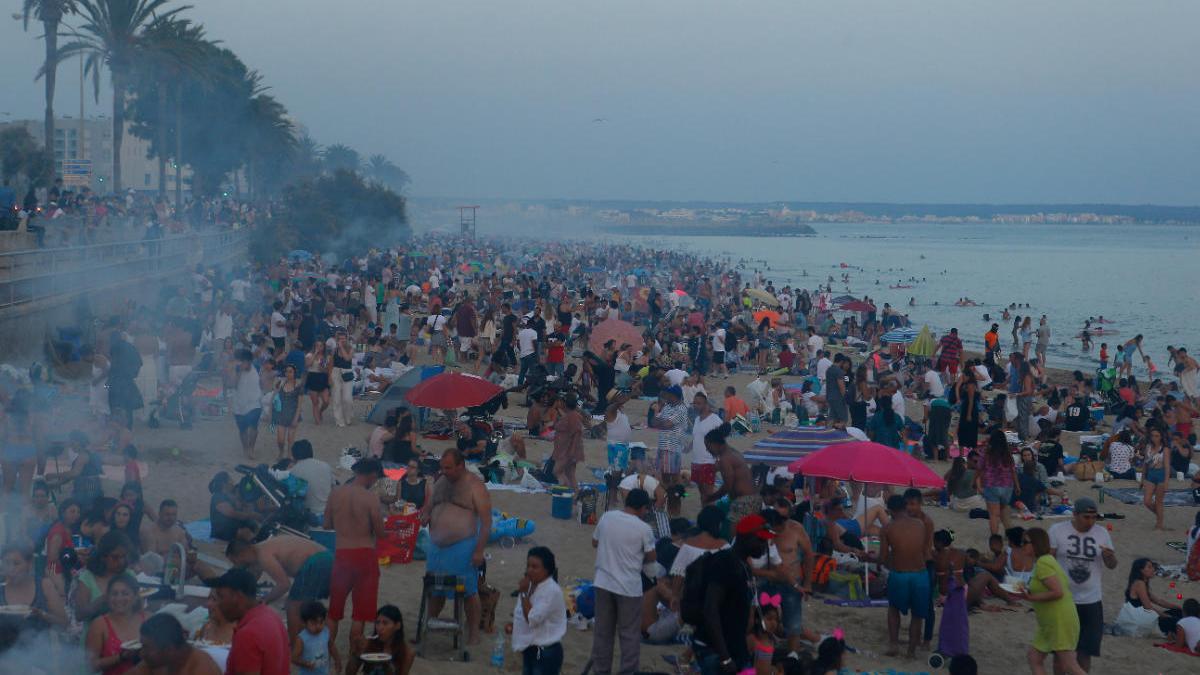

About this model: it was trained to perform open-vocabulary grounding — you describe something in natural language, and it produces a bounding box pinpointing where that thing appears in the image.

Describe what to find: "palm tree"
[52,0,188,192]
[365,153,411,192]
[137,16,210,204]
[23,1,77,164]
[242,91,295,199]
[322,143,360,174]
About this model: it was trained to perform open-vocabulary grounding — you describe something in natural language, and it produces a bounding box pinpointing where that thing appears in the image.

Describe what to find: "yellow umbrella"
[907,325,937,358]
[743,288,780,307]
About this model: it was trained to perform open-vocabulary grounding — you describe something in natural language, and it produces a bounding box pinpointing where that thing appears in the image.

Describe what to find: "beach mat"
[1100,487,1195,507]
[823,598,888,608]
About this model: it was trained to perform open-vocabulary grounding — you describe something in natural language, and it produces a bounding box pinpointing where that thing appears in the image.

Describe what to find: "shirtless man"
[323,458,384,656]
[700,423,759,523]
[139,499,189,558]
[225,534,332,642]
[904,488,937,649]
[425,448,492,645]
[880,494,930,658]
[762,490,818,650]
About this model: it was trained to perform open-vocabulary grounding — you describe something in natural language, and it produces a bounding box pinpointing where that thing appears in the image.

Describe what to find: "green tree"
[251,169,408,262]
[365,153,411,193]
[241,89,296,199]
[23,0,77,164]
[53,0,189,192]
[322,143,360,174]
[0,127,55,190]
[130,16,212,204]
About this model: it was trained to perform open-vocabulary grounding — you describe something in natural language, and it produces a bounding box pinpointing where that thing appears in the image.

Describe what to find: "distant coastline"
[599,222,816,237]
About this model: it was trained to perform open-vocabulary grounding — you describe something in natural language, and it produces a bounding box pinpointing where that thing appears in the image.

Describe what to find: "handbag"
[1073,459,1099,481]
[340,371,354,382]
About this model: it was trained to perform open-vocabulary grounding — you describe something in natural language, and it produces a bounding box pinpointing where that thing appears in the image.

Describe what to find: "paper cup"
[1177,471,1185,481]
[1135,472,1142,482]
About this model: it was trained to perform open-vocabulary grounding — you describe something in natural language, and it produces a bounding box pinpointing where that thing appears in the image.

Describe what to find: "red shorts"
[692,463,716,487]
[329,547,380,622]
[940,359,959,376]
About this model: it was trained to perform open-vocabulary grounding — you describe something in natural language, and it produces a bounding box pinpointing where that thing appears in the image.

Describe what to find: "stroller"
[147,370,203,429]
[234,464,311,541]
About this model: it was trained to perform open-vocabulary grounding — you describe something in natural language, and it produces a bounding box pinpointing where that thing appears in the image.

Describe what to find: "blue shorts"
[1145,468,1166,485]
[763,582,804,636]
[887,570,930,619]
[982,486,1013,505]
[235,408,262,433]
[426,535,479,597]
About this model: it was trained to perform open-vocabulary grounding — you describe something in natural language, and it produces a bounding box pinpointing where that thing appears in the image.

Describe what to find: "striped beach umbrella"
[745,426,856,466]
[880,326,919,344]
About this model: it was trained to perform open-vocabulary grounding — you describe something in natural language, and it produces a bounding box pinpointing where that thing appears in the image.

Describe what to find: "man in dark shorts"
[825,354,849,428]
[225,535,332,641]
[1048,497,1116,672]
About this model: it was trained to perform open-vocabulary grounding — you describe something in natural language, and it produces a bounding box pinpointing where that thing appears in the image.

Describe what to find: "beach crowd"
[1,229,1199,675]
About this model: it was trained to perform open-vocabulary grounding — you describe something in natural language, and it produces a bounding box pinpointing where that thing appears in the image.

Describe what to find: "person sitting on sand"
[700,423,759,524]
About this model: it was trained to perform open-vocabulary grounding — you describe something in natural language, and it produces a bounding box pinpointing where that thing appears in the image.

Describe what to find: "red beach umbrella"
[788,441,944,488]
[589,318,644,353]
[405,372,503,409]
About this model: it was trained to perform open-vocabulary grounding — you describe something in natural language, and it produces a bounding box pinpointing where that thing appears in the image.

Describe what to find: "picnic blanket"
[184,519,217,544]
[1101,487,1196,507]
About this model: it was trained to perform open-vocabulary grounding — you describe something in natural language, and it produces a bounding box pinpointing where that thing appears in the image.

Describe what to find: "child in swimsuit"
[747,601,780,675]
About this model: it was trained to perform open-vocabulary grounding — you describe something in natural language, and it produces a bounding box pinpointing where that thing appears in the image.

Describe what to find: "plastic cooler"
[550,487,575,519]
[377,513,421,565]
[606,443,630,470]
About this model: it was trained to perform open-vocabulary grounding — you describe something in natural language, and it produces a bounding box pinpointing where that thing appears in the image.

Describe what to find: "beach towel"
[1101,487,1195,507]
[1154,642,1200,657]
[822,598,888,608]
[184,519,217,544]
[938,576,969,657]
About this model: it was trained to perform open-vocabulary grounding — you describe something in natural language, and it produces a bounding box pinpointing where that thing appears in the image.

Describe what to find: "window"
[144,173,151,186]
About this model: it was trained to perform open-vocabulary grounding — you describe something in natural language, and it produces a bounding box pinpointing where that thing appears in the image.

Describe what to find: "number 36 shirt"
[1048,521,1114,604]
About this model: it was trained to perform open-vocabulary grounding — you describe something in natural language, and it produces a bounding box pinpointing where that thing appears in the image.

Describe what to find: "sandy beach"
[109,358,1200,675]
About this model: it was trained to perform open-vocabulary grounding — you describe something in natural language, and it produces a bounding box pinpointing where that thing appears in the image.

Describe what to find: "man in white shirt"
[516,320,539,386]
[269,302,288,351]
[213,302,234,343]
[1048,498,1117,672]
[709,325,728,378]
[664,366,688,388]
[806,331,824,360]
[590,489,656,675]
[690,393,724,502]
[231,350,263,458]
[922,366,945,399]
[288,440,333,522]
[230,276,251,304]
[815,351,833,381]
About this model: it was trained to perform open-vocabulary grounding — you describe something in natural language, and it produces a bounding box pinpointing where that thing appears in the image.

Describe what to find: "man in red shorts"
[690,392,724,502]
[323,457,385,653]
[936,327,963,377]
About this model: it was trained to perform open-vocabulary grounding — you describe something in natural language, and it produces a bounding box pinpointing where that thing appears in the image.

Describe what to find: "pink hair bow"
[832,627,845,640]
[759,592,782,608]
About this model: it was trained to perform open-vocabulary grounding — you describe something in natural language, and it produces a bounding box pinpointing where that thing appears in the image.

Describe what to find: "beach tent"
[365,365,445,424]
[907,325,937,358]
[745,426,856,466]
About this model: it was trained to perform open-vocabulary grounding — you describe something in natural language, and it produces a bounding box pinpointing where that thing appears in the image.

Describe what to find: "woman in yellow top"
[1017,528,1086,675]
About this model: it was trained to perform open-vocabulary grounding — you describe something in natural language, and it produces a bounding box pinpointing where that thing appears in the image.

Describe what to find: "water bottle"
[490,631,505,669]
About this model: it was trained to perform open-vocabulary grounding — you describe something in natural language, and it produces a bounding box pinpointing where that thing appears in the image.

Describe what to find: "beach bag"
[680,551,717,627]
[1115,601,1161,637]
[827,570,863,600]
[810,554,837,587]
[1073,460,1101,482]
[938,575,970,657]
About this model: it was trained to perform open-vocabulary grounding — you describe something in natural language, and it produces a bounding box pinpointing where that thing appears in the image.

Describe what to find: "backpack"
[680,550,718,627]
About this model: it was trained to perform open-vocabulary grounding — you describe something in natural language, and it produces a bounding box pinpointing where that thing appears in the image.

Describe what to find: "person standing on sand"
[425,448,492,645]
[1017,527,1087,675]
[650,386,689,492]
[880,494,930,658]
[230,349,263,458]
[1120,334,1145,378]
[213,567,291,675]
[590,488,656,675]
[689,393,724,504]
[1048,498,1116,673]
[323,458,384,655]
[701,423,759,523]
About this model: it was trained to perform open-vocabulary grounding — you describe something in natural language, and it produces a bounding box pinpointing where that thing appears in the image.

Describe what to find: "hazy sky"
[2,0,1198,204]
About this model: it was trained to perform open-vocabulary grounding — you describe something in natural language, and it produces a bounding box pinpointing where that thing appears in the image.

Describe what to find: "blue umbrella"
[745,426,856,466]
[880,326,919,344]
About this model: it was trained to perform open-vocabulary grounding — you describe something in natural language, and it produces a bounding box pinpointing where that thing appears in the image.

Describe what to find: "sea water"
[597,222,1199,374]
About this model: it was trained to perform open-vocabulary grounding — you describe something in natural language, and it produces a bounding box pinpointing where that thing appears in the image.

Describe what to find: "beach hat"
[734,514,776,540]
[663,385,683,399]
[1074,497,1098,514]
